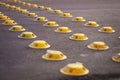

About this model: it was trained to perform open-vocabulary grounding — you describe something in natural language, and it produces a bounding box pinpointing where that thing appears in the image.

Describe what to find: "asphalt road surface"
[0,0,120,80]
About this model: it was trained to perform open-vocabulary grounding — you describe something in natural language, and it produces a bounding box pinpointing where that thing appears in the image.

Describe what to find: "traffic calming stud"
[25,3,32,7]
[112,53,120,63]
[69,33,88,41]
[34,17,48,22]
[31,4,38,8]
[38,6,45,10]
[53,10,63,14]
[29,40,50,49]
[84,21,99,27]
[18,31,37,39]
[42,49,67,61]
[43,21,59,27]
[2,20,17,26]
[60,62,89,76]
[14,7,21,11]
[0,15,10,20]
[27,12,38,18]
[55,27,72,33]
[98,27,115,33]
[61,13,73,18]
[72,17,86,22]
[45,7,53,11]
[9,25,26,32]
[87,41,109,50]
[20,9,29,14]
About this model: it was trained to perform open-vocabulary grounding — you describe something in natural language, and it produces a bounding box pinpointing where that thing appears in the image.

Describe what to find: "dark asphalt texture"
[0,0,120,80]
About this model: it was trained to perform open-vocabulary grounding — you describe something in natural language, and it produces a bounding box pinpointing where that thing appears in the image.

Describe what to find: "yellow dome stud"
[45,7,53,12]
[19,9,29,14]
[14,7,21,11]
[84,21,99,27]
[112,53,120,63]
[0,15,10,20]
[38,6,45,10]
[53,10,63,14]
[0,13,4,17]
[5,4,10,8]
[25,3,32,7]
[34,17,48,22]
[69,33,88,41]
[60,62,89,76]
[18,31,37,39]
[87,41,109,50]
[9,5,16,10]
[2,20,17,26]
[43,21,59,27]
[72,17,86,22]
[21,2,26,5]
[27,12,38,18]
[17,1,22,4]
[60,13,73,18]
[28,40,50,49]
[55,27,72,33]
[9,25,26,32]
[31,4,38,8]
[42,50,67,61]
[98,27,115,33]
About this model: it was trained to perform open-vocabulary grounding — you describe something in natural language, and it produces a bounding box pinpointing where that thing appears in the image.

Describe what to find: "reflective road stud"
[87,41,109,50]
[42,50,67,61]
[53,10,63,14]
[27,12,38,18]
[18,31,37,39]
[0,15,10,20]
[60,62,89,76]
[34,17,48,22]
[112,53,120,63]
[38,6,45,10]
[84,21,99,27]
[29,40,50,49]
[61,13,73,18]
[9,25,26,32]
[2,20,17,26]
[43,21,59,27]
[55,27,72,33]
[69,33,88,41]
[72,17,86,22]
[98,27,115,33]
